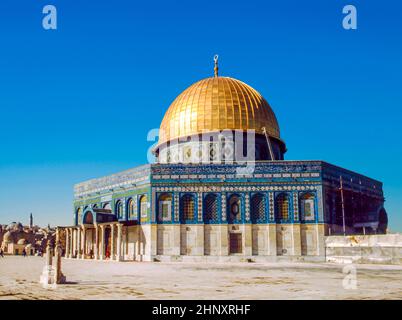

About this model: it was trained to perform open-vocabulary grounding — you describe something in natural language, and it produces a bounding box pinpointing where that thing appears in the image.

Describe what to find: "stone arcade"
[60,59,388,262]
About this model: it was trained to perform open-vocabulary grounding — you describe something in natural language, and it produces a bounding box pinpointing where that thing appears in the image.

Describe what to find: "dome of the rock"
[157,76,282,146]
[155,68,287,163]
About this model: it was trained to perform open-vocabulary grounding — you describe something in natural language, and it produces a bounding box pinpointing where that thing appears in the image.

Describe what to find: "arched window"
[76,208,82,225]
[92,203,98,209]
[115,200,123,219]
[139,195,148,218]
[103,202,111,210]
[204,194,218,223]
[84,211,93,224]
[180,194,195,222]
[158,193,172,222]
[127,198,135,219]
[251,193,265,223]
[275,193,290,221]
[300,193,315,221]
[228,194,241,223]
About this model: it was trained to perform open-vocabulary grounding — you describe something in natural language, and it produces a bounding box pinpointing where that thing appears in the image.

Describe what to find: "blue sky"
[0,0,401,230]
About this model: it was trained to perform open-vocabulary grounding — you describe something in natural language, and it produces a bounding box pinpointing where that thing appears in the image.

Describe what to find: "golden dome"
[157,76,281,147]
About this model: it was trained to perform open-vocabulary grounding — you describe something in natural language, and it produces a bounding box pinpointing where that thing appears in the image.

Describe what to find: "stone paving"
[0,256,401,299]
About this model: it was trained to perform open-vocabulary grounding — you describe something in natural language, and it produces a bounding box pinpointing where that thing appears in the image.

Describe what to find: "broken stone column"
[39,241,55,286]
[54,241,66,284]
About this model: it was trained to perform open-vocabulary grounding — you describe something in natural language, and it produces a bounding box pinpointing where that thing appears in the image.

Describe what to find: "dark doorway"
[229,233,242,254]
[105,227,111,259]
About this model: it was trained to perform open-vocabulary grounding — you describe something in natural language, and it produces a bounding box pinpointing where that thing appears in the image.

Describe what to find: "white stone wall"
[325,234,402,265]
[142,223,325,260]
[124,225,153,261]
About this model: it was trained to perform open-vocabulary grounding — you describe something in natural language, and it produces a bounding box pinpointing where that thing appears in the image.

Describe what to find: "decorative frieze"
[293,192,299,221]
[152,172,320,181]
[269,192,274,221]
[174,193,179,222]
[154,184,320,193]
[151,189,156,222]
[245,193,250,222]
[221,193,227,222]
[197,192,203,222]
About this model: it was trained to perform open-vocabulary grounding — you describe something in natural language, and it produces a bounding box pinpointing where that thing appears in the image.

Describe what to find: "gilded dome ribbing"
[157,76,280,146]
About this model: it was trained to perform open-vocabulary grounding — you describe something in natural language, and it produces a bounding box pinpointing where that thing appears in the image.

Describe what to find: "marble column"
[94,224,99,260]
[111,224,115,261]
[82,226,87,259]
[100,225,105,260]
[77,227,81,259]
[117,224,122,261]
[67,228,71,258]
[55,227,60,243]
[81,227,84,257]
[70,228,74,258]
[65,228,70,258]
[72,228,76,258]
[76,228,79,258]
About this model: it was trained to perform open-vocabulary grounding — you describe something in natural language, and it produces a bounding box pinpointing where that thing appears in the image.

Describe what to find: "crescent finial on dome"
[214,54,219,77]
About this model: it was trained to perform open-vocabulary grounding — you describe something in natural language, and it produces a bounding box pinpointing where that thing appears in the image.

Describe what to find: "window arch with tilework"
[103,202,111,210]
[180,194,195,222]
[203,193,219,223]
[83,211,93,224]
[127,198,135,219]
[251,193,266,223]
[139,195,148,218]
[228,194,242,223]
[275,193,290,221]
[115,200,123,219]
[158,193,172,222]
[300,193,315,221]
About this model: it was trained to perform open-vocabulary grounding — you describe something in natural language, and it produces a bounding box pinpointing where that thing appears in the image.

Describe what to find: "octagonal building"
[63,62,388,262]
